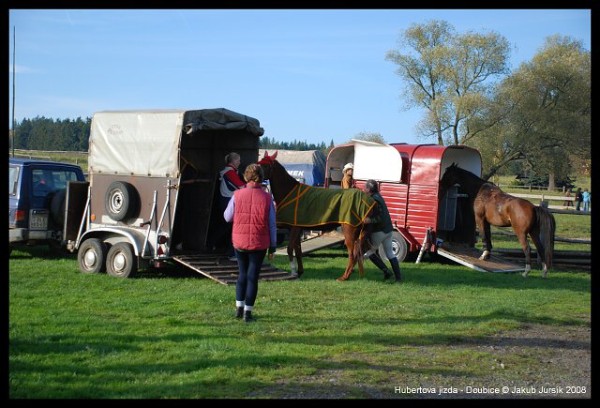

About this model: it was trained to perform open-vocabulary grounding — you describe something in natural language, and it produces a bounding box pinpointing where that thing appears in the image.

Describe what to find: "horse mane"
[266,159,299,204]
[443,163,492,197]
[258,151,304,205]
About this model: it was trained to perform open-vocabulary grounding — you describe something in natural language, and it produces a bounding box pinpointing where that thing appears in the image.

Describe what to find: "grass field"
[8,152,591,398]
[9,225,590,398]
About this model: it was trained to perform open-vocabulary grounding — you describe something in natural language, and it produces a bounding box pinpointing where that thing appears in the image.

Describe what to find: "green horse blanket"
[275,185,376,228]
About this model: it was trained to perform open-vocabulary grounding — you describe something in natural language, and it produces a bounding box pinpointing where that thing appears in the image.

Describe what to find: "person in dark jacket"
[574,187,583,211]
[362,179,402,283]
[219,152,246,259]
[224,163,277,322]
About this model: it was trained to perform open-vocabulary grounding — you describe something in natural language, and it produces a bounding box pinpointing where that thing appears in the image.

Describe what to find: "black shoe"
[383,270,392,280]
[244,311,256,322]
[390,257,402,282]
[235,307,244,319]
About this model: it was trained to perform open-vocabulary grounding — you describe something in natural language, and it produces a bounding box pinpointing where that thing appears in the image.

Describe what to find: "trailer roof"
[89,108,263,177]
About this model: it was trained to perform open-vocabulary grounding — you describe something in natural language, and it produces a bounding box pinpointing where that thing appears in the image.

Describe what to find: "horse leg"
[295,234,304,277]
[288,228,302,277]
[336,232,356,281]
[356,239,365,278]
[336,252,356,281]
[516,231,532,278]
[477,218,492,260]
[528,230,548,278]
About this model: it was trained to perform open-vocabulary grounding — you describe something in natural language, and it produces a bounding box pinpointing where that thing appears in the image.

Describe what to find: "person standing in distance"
[224,163,277,322]
[341,162,356,189]
[582,188,591,212]
[219,152,246,258]
[574,187,583,211]
[362,179,402,283]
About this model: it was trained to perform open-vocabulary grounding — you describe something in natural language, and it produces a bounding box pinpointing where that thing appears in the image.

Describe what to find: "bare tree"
[385,20,510,146]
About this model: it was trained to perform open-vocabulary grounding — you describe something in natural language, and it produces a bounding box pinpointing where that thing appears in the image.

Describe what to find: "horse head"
[440,163,461,190]
[258,150,278,179]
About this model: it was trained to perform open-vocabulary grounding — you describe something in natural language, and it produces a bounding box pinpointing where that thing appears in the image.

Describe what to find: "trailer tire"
[105,181,139,222]
[379,231,408,263]
[106,242,137,278]
[78,238,107,274]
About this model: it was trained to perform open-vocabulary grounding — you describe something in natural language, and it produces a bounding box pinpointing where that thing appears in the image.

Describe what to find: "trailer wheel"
[105,181,139,222]
[379,231,408,263]
[78,238,107,274]
[106,242,137,278]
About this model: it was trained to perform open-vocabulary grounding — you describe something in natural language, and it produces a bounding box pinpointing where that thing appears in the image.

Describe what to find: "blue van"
[9,157,86,254]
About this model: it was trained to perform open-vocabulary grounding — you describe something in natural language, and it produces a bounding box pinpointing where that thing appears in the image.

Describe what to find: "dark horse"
[258,151,375,281]
[440,163,556,278]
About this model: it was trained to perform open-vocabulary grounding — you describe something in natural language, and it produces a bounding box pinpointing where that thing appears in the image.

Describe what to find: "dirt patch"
[261,323,591,399]
[450,323,592,399]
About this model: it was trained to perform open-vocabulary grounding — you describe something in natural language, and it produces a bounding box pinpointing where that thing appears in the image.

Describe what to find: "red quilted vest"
[231,182,272,251]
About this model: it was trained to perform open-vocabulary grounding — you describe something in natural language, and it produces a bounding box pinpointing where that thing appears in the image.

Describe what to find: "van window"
[31,168,80,197]
[8,165,19,195]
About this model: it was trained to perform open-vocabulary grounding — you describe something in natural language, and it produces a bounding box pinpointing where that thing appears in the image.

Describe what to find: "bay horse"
[440,163,556,278]
[258,151,376,281]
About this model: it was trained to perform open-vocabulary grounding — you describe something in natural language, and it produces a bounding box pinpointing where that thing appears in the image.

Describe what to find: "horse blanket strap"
[276,184,375,228]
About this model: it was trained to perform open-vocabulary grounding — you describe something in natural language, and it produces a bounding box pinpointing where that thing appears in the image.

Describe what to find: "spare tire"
[50,189,67,227]
[105,181,140,222]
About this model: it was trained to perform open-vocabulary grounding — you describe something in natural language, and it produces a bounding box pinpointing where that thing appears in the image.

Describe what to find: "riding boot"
[389,257,402,283]
[369,254,392,280]
[244,310,256,323]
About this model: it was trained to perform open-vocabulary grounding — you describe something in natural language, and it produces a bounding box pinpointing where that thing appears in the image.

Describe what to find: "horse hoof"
[336,277,347,282]
[521,272,528,278]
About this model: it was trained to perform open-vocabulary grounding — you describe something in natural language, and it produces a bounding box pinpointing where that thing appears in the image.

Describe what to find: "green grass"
[12,150,89,173]
[9,240,590,398]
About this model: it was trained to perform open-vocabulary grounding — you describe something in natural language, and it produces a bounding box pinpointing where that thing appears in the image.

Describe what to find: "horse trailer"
[324,140,523,272]
[64,108,293,282]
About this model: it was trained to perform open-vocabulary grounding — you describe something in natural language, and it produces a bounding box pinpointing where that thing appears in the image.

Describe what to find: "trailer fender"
[396,227,421,253]
[77,227,146,257]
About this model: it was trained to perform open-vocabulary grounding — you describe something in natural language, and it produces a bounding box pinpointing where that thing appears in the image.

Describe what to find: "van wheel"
[105,181,139,222]
[379,231,408,263]
[50,189,67,226]
[106,242,137,278]
[78,238,107,274]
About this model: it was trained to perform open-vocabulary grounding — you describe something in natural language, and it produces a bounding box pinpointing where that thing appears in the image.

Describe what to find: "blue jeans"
[234,249,267,307]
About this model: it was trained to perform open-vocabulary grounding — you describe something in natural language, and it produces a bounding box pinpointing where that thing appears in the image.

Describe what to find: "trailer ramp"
[436,243,525,273]
[173,254,296,285]
[275,230,345,256]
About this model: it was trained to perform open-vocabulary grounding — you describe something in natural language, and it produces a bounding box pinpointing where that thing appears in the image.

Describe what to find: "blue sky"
[8,9,591,146]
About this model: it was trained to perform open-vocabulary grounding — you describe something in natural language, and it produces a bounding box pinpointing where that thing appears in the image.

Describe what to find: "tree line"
[9,120,330,154]
[9,20,590,189]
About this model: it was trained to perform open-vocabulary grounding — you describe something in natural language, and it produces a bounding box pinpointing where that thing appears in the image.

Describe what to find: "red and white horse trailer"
[323,140,520,271]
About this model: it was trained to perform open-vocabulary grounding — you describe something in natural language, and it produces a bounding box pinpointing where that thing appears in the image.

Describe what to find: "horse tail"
[353,222,369,265]
[535,206,556,269]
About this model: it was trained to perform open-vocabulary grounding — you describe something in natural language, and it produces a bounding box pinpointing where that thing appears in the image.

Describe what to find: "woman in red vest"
[224,163,277,322]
